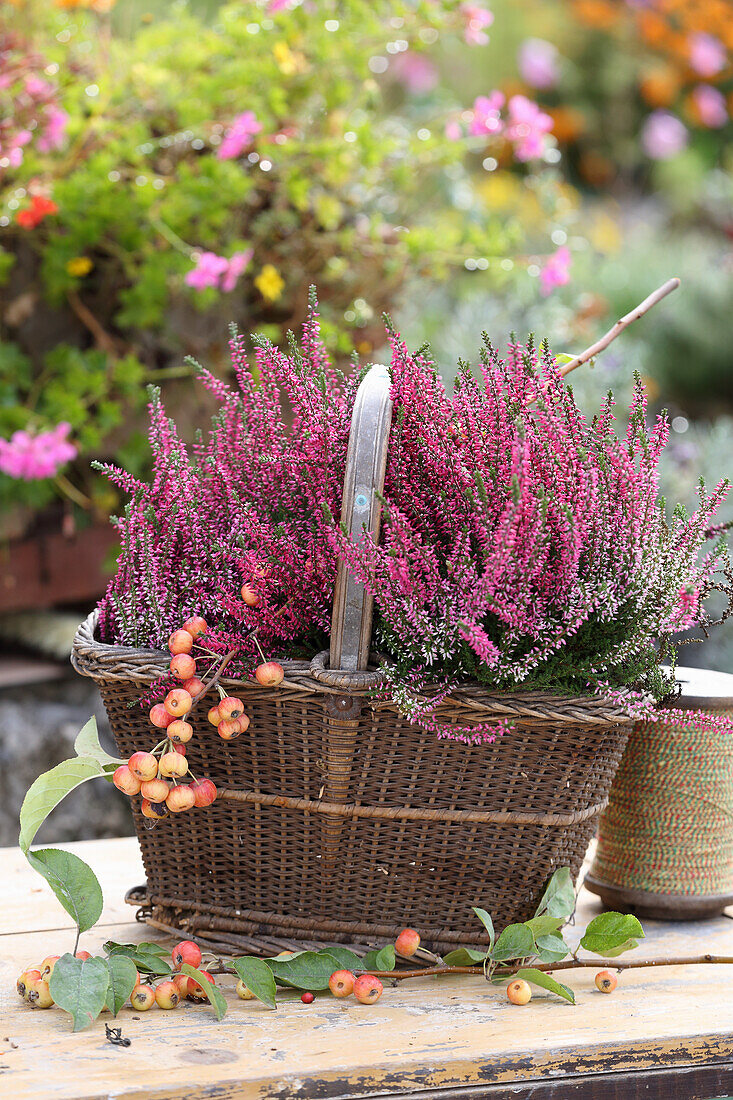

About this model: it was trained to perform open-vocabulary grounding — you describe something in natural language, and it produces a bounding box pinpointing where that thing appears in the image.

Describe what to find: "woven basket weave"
[71,364,635,953]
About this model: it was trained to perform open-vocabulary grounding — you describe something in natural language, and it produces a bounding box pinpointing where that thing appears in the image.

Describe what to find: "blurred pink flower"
[641,110,688,159]
[461,4,494,46]
[517,38,559,90]
[391,52,439,94]
[505,94,553,159]
[689,33,726,78]
[221,249,254,292]
[469,91,504,136]
[693,85,727,128]
[185,252,230,290]
[37,107,69,153]
[25,75,54,99]
[268,0,292,10]
[539,246,571,296]
[0,423,76,480]
[445,117,463,141]
[217,111,262,160]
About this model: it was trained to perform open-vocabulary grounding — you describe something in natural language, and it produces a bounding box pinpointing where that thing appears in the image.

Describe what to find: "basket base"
[584,874,733,921]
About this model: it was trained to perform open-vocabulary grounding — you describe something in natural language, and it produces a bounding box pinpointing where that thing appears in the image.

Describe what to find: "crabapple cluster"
[16,951,95,1011]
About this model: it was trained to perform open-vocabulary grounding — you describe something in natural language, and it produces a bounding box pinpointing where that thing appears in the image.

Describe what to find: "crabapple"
[168,629,194,655]
[187,970,215,1001]
[164,688,192,717]
[353,975,383,1004]
[166,785,195,813]
[128,752,158,782]
[40,955,61,980]
[236,980,256,1000]
[301,991,315,1004]
[218,696,244,720]
[173,973,192,997]
[172,742,187,756]
[155,980,180,1009]
[217,717,242,740]
[149,703,174,729]
[507,979,532,1005]
[141,798,168,820]
[113,765,142,796]
[253,562,271,580]
[140,778,170,802]
[237,712,251,733]
[76,950,92,961]
[595,970,618,994]
[191,778,217,807]
[241,584,260,607]
[207,705,222,727]
[168,719,193,744]
[130,983,155,1011]
[255,662,284,687]
[328,970,354,998]
[183,676,205,698]
[182,616,207,638]
[17,968,42,998]
[159,751,188,778]
[172,940,202,971]
[170,653,197,681]
[25,977,54,1008]
[394,928,420,957]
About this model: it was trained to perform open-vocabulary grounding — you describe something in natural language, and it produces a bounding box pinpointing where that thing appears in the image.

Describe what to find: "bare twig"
[67,291,121,356]
[358,952,733,980]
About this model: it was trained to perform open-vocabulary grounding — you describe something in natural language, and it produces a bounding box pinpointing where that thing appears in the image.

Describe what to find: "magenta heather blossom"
[641,111,688,159]
[217,110,263,161]
[469,92,504,137]
[0,423,76,480]
[221,249,254,292]
[539,246,571,296]
[505,95,553,160]
[461,4,494,46]
[689,33,726,78]
[391,52,439,94]
[693,85,727,129]
[185,251,252,292]
[37,106,69,152]
[517,38,559,90]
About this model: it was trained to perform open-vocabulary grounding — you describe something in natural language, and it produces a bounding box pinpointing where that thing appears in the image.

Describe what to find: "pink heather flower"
[505,95,553,160]
[0,423,76,480]
[217,111,263,160]
[391,52,439,94]
[221,249,254,293]
[689,33,726,78]
[539,246,571,296]
[517,38,559,90]
[268,0,292,11]
[693,85,727,129]
[445,117,464,141]
[185,251,230,290]
[469,92,505,137]
[461,4,494,47]
[641,110,689,159]
[668,586,700,631]
[37,107,69,153]
[25,75,54,99]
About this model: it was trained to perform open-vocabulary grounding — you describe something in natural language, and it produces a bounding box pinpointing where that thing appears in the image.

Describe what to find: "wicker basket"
[72,364,634,954]
[587,666,733,920]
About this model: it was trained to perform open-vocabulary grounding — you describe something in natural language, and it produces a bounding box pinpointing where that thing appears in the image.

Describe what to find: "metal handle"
[329,363,392,672]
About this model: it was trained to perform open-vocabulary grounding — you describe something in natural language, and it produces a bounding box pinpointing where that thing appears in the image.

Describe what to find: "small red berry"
[394,928,420,957]
[255,662,284,687]
[155,980,180,1010]
[172,940,202,971]
[328,970,354,998]
[241,584,260,607]
[191,778,217,807]
[170,653,197,681]
[218,696,244,720]
[159,751,188,778]
[207,705,222,727]
[113,764,141,796]
[353,975,383,1004]
[166,784,196,813]
[140,778,170,802]
[130,983,155,1011]
[128,752,158,782]
[168,719,193,744]
[149,703,174,728]
[183,676,205,698]
[164,688,192,717]
[182,616,207,638]
[168,629,194,655]
[141,798,168,820]
[300,991,315,1004]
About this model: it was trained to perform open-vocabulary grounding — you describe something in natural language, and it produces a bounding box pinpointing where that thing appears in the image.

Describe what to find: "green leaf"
[265,951,344,991]
[19,757,106,853]
[73,717,126,768]
[374,944,396,971]
[49,955,110,1032]
[323,947,362,971]
[105,955,138,1017]
[181,965,227,1020]
[491,923,535,962]
[103,942,172,974]
[580,913,644,957]
[525,914,565,938]
[442,947,487,966]
[27,849,103,933]
[534,867,576,921]
[515,967,575,1005]
[472,907,495,948]
[554,353,577,367]
[231,957,277,1010]
[535,934,570,963]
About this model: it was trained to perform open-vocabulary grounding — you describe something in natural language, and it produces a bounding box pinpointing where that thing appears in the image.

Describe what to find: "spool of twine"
[593,707,733,896]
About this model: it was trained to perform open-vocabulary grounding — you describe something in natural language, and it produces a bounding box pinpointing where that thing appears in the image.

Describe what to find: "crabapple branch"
[357,953,733,981]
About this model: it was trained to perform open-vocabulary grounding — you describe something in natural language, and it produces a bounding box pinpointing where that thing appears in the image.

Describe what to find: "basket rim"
[71,610,641,726]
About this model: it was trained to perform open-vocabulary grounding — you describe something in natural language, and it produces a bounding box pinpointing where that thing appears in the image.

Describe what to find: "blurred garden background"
[0,0,731,842]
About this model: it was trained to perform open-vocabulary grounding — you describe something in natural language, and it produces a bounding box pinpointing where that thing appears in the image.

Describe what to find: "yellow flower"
[273,41,307,75]
[255,264,285,303]
[66,256,93,277]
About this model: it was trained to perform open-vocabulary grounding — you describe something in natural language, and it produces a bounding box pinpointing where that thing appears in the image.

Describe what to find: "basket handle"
[329,363,392,672]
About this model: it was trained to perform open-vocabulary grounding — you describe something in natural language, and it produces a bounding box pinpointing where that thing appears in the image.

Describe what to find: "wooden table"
[2,838,732,1100]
